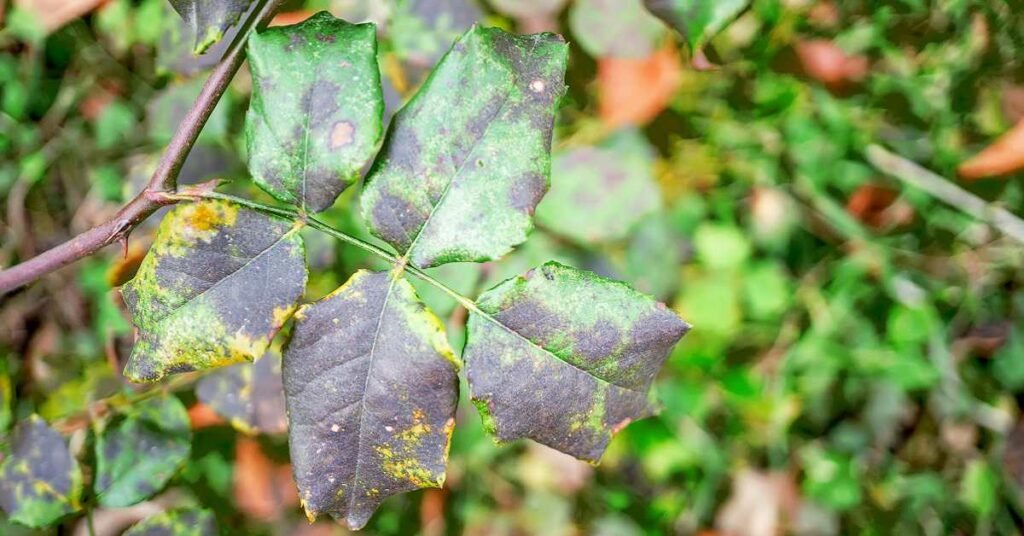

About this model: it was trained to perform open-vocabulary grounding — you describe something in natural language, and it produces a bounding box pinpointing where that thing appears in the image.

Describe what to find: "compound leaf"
[124,508,216,536]
[94,395,191,507]
[122,199,307,383]
[536,129,661,245]
[643,0,750,50]
[246,12,384,213]
[569,0,665,59]
[168,0,255,55]
[464,262,689,462]
[362,26,568,268]
[196,350,288,435]
[0,416,82,527]
[284,270,459,529]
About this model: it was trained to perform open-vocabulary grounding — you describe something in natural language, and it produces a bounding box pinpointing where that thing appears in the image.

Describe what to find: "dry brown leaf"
[845,183,913,229]
[187,402,225,430]
[271,10,315,27]
[716,469,801,536]
[959,118,1024,180]
[233,437,299,521]
[13,0,105,33]
[795,39,868,88]
[598,43,683,128]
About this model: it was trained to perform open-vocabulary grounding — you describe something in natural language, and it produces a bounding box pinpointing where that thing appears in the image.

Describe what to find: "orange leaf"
[845,184,913,229]
[959,119,1024,180]
[187,402,225,430]
[598,44,683,128]
[795,39,868,88]
[271,10,315,27]
[14,0,106,33]
[234,438,299,521]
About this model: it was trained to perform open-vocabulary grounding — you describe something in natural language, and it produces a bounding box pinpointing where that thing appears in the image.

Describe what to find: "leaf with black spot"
[464,262,689,462]
[361,26,568,268]
[196,350,287,435]
[94,396,191,507]
[246,12,384,213]
[124,508,216,536]
[536,129,661,245]
[642,0,750,50]
[168,0,256,55]
[121,199,307,383]
[0,416,82,528]
[284,269,459,529]
[568,0,665,59]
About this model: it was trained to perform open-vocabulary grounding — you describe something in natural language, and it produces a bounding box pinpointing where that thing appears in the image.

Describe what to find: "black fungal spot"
[317,33,337,43]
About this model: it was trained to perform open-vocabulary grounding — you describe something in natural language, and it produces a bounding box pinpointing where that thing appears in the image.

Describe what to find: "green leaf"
[246,12,384,213]
[121,199,307,383]
[537,129,661,245]
[362,26,568,268]
[464,262,689,462]
[196,350,287,435]
[643,0,750,50]
[569,0,665,59]
[283,269,459,529]
[0,416,82,527]
[960,459,997,517]
[124,508,216,536]
[168,0,255,54]
[94,396,191,507]
[693,223,751,270]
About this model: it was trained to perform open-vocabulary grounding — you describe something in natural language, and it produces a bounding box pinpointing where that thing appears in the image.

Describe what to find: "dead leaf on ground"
[716,469,800,536]
[270,10,315,27]
[795,39,869,88]
[845,183,913,229]
[187,402,225,430]
[598,43,683,128]
[13,0,105,33]
[233,437,299,521]
[959,118,1024,180]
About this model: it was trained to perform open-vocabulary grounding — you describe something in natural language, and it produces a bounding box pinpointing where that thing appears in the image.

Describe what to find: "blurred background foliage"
[2,0,1024,534]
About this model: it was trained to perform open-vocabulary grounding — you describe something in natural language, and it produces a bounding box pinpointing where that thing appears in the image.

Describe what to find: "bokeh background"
[3,0,1024,534]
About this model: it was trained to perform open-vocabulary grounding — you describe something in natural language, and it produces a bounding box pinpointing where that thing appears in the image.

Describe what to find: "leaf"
[361,26,568,269]
[283,269,460,529]
[121,199,307,383]
[536,129,661,245]
[246,12,384,212]
[94,396,191,507]
[0,359,11,432]
[569,0,665,59]
[0,416,82,527]
[959,118,1024,179]
[464,262,689,462]
[491,0,568,18]
[598,43,683,128]
[642,0,750,51]
[168,0,255,54]
[795,39,869,88]
[390,0,483,69]
[123,508,217,536]
[196,350,288,435]
[233,437,299,520]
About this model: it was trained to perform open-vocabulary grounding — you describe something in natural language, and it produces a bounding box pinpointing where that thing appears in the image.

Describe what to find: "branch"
[866,144,1024,244]
[0,0,284,296]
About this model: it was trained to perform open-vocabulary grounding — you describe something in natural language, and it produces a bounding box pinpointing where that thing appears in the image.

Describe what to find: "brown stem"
[0,0,284,296]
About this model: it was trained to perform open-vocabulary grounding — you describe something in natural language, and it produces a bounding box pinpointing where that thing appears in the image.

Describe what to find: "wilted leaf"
[283,270,459,529]
[196,351,287,435]
[246,12,384,212]
[362,26,568,268]
[122,199,307,383]
[94,396,191,507]
[569,0,665,59]
[465,262,689,462]
[643,0,749,50]
[233,437,299,520]
[959,118,1024,180]
[168,0,255,54]
[0,416,82,527]
[537,129,661,245]
[123,508,216,536]
[598,43,682,128]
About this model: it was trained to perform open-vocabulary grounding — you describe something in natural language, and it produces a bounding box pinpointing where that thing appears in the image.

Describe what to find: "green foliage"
[123,508,217,536]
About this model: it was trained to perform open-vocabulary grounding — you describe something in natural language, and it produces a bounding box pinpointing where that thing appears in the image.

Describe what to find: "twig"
[0,0,284,296]
[866,144,1024,244]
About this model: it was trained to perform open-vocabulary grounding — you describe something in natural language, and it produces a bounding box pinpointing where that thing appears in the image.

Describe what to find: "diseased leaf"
[0,416,82,527]
[464,262,689,462]
[284,269,459,529]
[362,26,568,268]
[196,350,288,435]
[121,199,307,383]
[390,0,482,69]
[537,129,661,245]
[124,508,216,536]
[94,396,191,507]
[569,0,665,59]
[246,12,384,212]
[643,0,750,50]
[168,0,255,54]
